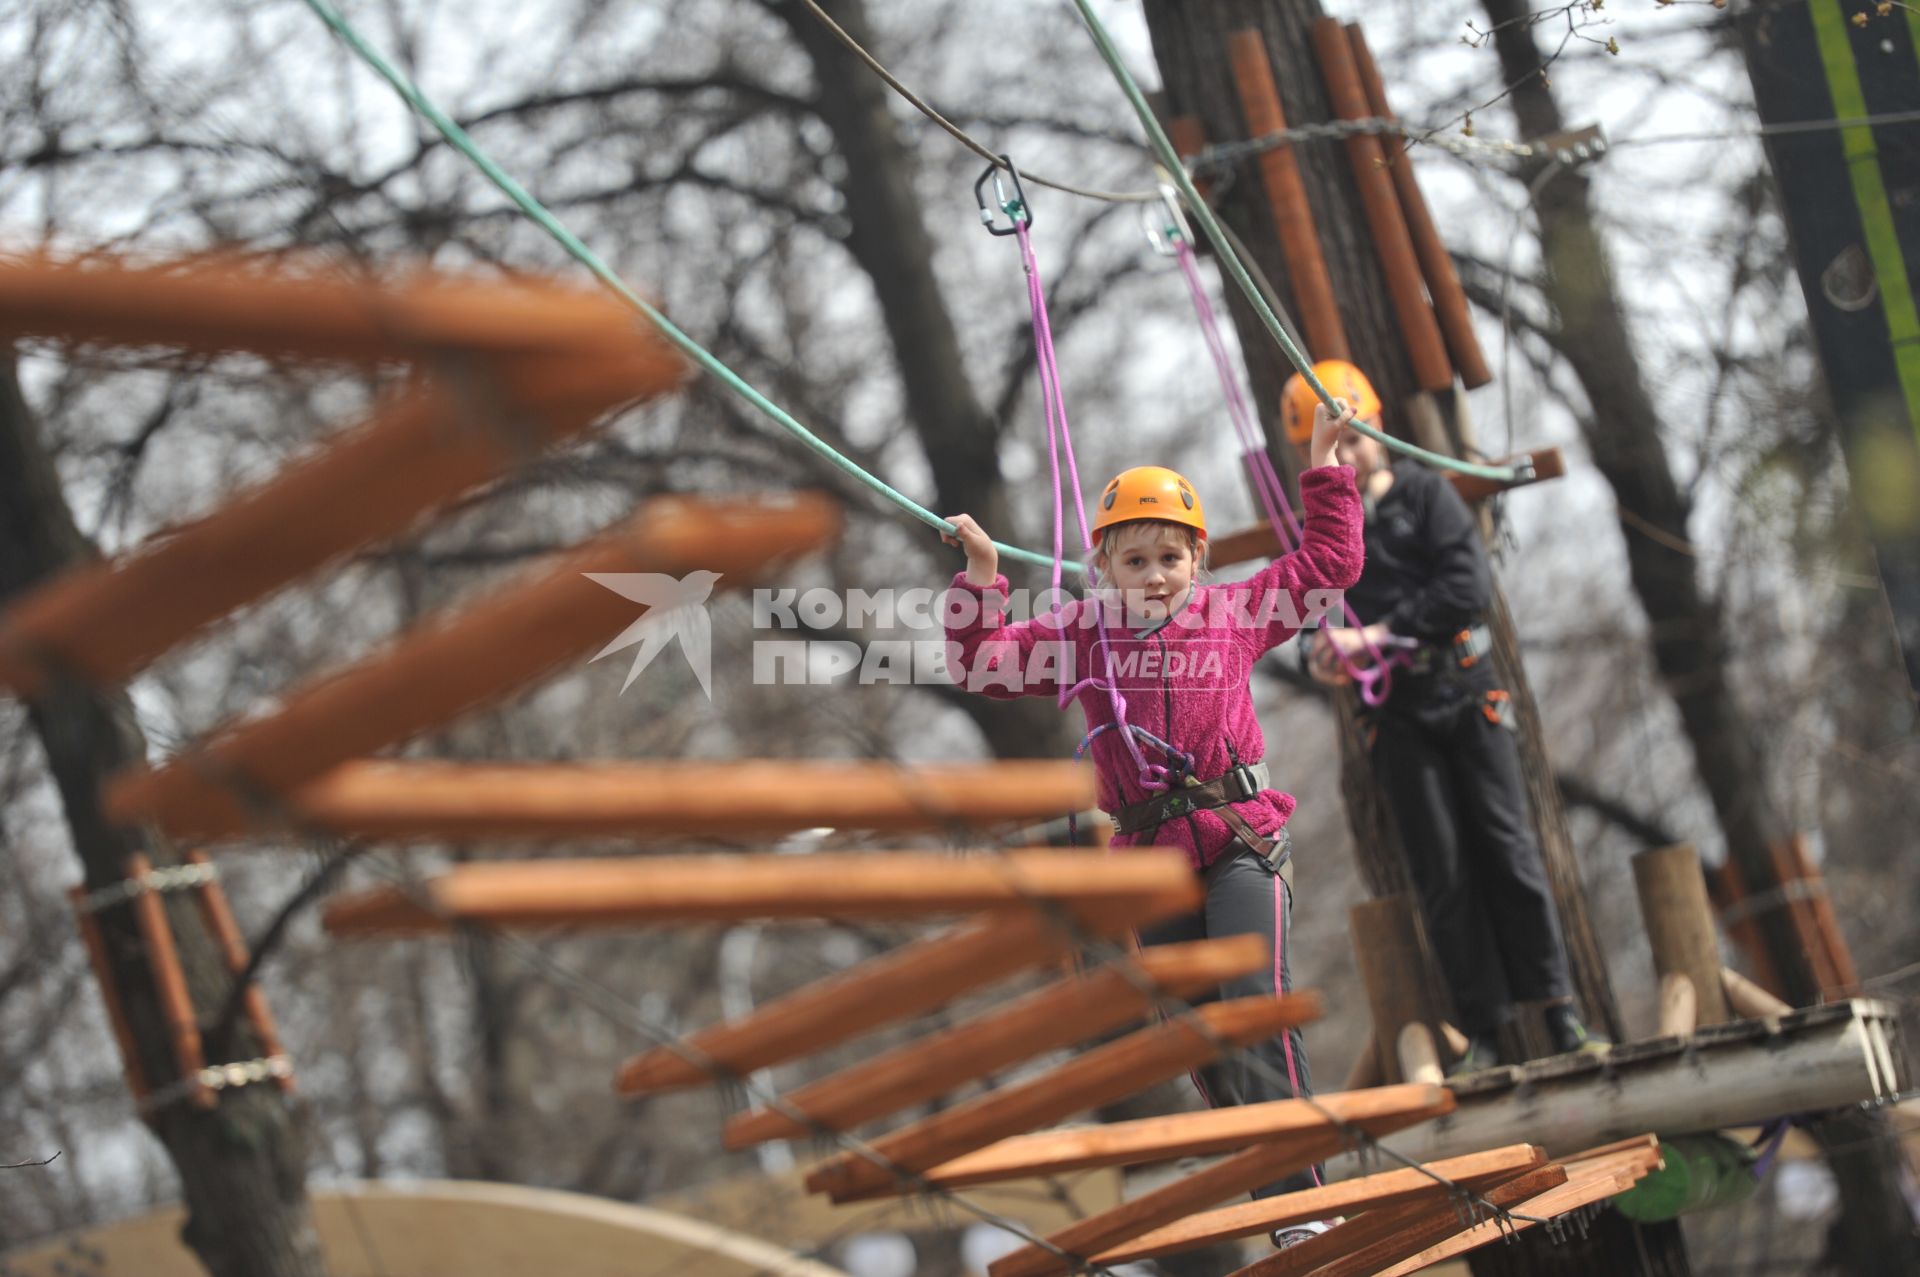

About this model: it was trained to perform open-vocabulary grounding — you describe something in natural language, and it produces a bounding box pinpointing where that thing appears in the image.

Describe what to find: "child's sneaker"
[1270,1218,1340,1249]
[1545,1003,1611,1057]
[1445,1035,1504,1077]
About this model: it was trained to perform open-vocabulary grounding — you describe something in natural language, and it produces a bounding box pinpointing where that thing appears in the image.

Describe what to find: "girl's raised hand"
[941,513,1000,587]
[1309,397,1356,470]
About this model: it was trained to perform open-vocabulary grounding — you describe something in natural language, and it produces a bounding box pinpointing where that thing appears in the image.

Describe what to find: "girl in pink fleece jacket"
[939,400,1364,1216]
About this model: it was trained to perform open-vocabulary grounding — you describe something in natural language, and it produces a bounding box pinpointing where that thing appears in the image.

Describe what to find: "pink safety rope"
[1004,196,1181,793]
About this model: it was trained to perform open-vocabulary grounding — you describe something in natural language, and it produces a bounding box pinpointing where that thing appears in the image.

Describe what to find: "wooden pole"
[1350,895,1446,1081]
[807,994,1322,1202]
[1397,1021,1444,1085]
[1785,835,1859,995]
[1722,966,1791,1020]
[184,851,294,1093]
[1632,844,1732,1027]
[1345,24,1494,388]
[1306,19,1453,392]
[125,854,214,1109]
[208,759,1095,843]
[1659,972,1699,1040]
[68,886,150,1099]
[1708,859,1785,996]
[1096,1146,1546,1268]
[327,850,1200,938]
[104,495,839,837]
[1226,30,1349,361]
[1017,1143,1546,1277]
[905,1083,1454,1192]
[725,934,1269,1146]
[615,900,1187,1095]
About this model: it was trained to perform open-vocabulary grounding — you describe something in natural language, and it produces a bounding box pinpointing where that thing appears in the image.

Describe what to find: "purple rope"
[1172,238,1405,707]
[1015,220,1172,792]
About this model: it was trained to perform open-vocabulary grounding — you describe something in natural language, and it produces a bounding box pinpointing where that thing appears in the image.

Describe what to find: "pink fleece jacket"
[944,465,1365,870]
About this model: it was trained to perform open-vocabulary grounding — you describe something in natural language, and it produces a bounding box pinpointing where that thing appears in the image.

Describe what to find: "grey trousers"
[1136,833,1320,1199]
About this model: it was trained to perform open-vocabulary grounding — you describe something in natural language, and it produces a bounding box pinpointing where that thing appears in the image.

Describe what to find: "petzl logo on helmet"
[586,571,722,697]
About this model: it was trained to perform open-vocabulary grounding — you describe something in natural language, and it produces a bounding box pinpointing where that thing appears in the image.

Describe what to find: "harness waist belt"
[1108,760,1270,837]
[1406,622,1493,676]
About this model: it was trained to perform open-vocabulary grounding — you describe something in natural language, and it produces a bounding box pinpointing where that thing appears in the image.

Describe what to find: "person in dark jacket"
[1286,361,1606,1072]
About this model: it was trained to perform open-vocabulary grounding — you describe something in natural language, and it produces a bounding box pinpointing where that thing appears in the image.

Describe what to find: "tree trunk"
[773,0,1073,764]
[0,357,326,1277]
[1478,3,1920,1273]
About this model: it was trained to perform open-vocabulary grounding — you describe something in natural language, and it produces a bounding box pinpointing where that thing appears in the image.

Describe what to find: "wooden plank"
[103,495,838,838]
[1309,17,1452,392]
[1369,1163,1648,1277]
[906,1083,1454,1193]
[125,854,213,1109]
[184,851,293,1093]
[1276,1164,1571,1277]
[1346,24,1492,389]
[809,994,1323,1202]
[326,850,1201,937]
[726,934,1269,1147]
[0,350,678,698]
[1226,29,1349,361]
[1088,1143,1547,1270]
[991,1136,1350,1277]
[239,759,1096,842]
[0,252,664,362]
[1227,1194,1441,1277]
[615,899,1190,1095]
[68,886,150,1099]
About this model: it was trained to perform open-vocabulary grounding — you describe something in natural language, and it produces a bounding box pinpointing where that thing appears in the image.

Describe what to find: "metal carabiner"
[973,155,1032,236]
[1140,175,1190,258]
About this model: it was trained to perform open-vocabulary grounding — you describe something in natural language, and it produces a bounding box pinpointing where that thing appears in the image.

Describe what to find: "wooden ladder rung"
[231,758,1097,842]
[912,1083,1455,1193]
[324,849,1197,939]
[1363,1160,1641,1277]
[0,253,666,363]
[726,934,1270,1147]
[809,994,1323,1203]
[102,495,838,838]
[1013,1143,1546,1277]
[0,354,675,698]
[612,896,1193,1095]
[1229,1162,1568,1277]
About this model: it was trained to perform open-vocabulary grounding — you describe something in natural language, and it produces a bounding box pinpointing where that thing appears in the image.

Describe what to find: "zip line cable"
[296,0,1082,575]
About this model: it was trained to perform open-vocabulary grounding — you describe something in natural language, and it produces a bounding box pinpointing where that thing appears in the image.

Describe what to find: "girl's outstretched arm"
[940,514,1074,700]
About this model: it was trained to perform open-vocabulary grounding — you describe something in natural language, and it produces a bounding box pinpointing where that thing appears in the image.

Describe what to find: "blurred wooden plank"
[1083,1143,1547,1272]
[616,895,1194,1095]
[727,934,1269,1147]
[809,994,1322,1202]
[895,1083,1453,1194]
[104,495,838,838]
[246,759,1096,842]
[326,849,1200,937]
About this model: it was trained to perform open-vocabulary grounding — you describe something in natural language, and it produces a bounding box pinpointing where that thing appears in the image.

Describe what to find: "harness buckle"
[1224,763,1261,802]
[1454,628,1480,669]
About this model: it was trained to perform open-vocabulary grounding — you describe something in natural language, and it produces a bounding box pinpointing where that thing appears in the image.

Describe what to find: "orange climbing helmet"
[1281,359,1382,445]
[1092,466,1206,538]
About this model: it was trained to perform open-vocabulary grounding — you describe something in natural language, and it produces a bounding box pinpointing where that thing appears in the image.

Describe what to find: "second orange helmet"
[1281,359,1382,444]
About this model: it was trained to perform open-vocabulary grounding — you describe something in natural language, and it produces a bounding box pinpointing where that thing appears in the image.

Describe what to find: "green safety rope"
[1067,0,1526,485]
[298,0,1081,573]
